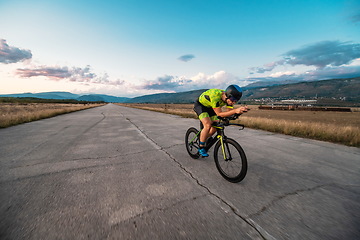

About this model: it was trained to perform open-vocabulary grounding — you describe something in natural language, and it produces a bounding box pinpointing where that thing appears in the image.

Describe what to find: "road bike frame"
[185,113,248,183]
[189,116,244,157]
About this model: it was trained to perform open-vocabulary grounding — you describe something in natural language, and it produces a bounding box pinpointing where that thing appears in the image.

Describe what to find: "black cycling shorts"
[193,100,218,120]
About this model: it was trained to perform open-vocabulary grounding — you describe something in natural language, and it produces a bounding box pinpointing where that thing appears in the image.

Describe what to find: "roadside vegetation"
[117,103,360,147]
[0,97,105,104]
[0,100,105,128]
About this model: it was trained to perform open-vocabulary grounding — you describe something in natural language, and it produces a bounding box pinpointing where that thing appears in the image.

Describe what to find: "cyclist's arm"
[213,106,249,117]
[213,107,235,117]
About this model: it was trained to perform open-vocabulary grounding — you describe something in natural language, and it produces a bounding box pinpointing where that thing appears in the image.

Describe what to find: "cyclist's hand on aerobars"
[235,106,249,114]
[235,108,244,114]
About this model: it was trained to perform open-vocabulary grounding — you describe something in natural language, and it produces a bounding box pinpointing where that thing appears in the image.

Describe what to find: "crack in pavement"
[247,184,330,219]
[10,148,160,169]
[247,182,360,220]
[162,143,184,149]
[0,152,164,184]
[125,117,272,240]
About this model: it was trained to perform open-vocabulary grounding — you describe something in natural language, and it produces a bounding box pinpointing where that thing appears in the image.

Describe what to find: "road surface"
[1,104,359,239]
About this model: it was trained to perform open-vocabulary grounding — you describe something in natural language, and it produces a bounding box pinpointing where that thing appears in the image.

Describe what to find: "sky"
[1,0,360,97]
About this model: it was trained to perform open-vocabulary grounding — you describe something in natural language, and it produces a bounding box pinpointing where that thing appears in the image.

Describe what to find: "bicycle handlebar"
[214,114,245,129]
[217,113,240,121]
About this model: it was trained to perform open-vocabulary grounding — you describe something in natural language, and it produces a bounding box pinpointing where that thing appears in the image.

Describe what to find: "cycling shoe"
[198,148,209,157]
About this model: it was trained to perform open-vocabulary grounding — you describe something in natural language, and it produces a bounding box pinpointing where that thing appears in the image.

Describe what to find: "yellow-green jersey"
[195,88,234,121]
[199,89,229,109]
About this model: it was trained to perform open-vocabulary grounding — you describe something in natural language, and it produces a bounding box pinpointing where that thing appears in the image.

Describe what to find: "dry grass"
[0,103,105,128]
[239,117,360,147]
[117,103,360,147]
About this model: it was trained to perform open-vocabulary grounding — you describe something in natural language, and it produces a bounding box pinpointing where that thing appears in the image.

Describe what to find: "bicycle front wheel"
[214,138,247,183]
[185,127,200,159]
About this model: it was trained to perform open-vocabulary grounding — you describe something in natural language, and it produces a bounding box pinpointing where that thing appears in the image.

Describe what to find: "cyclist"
[193,85,249,157]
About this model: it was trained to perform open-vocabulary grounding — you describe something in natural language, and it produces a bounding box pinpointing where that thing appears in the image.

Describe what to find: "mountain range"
[243,77,360,101]
[0,92,130,103]
[1,77,359,104]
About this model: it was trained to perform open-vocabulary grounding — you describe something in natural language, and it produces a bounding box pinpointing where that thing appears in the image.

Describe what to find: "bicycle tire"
[185,127,200,159]
[214,138,247,183]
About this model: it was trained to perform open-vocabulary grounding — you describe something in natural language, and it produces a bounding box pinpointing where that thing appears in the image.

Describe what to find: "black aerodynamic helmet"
[225,84,243,102]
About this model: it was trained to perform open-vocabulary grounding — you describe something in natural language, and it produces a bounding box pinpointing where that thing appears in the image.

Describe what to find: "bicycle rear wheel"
[185,127,200,159]
[214,138,247,183]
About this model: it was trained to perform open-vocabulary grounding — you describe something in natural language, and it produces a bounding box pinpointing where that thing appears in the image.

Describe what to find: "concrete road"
[0,104,359,240]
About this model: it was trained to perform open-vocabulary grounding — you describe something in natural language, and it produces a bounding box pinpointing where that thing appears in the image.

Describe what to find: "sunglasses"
[229,97,238,103]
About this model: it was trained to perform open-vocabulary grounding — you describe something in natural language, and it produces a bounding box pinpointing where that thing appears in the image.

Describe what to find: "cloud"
[141,75,192,91]
[0,39,32,64]
[16,65,124,86]
[250,61,284,74]
[301,65,360,80]
[269,71,296,78]
[190,71,236,88]
[248,65,360,83]
[178,54,195,62]
[251,41,360,73]
[1,39,122,86]
[284,41,360,68]
[140,71,243,92]
[16,66,72,79]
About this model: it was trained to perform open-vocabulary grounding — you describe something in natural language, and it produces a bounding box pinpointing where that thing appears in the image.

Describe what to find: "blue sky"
[1,0,359,97]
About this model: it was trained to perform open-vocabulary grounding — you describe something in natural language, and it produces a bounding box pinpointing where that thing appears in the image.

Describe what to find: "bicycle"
[185,114,248,183]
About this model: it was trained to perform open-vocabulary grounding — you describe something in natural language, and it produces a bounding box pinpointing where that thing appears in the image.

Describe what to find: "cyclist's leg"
[207,111,219,139]
[199,116,220,157]
[200,117,218,142]
[200,112,218,143]
[194,101,215,157]
[209,116,218,136]
[199,117,213,145]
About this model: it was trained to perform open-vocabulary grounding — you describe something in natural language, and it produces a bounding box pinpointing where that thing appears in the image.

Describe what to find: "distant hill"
[243,77,360,102]
[0,92,130,103]
[125,77,360,104]
[78,94,130,102]
[77,95,106,102]
[0,91,80,100]
[41,92,81,99]
[1,77,359,105]
[126,89,206,103]
[94,94,129,103]
[243,79,301,89]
